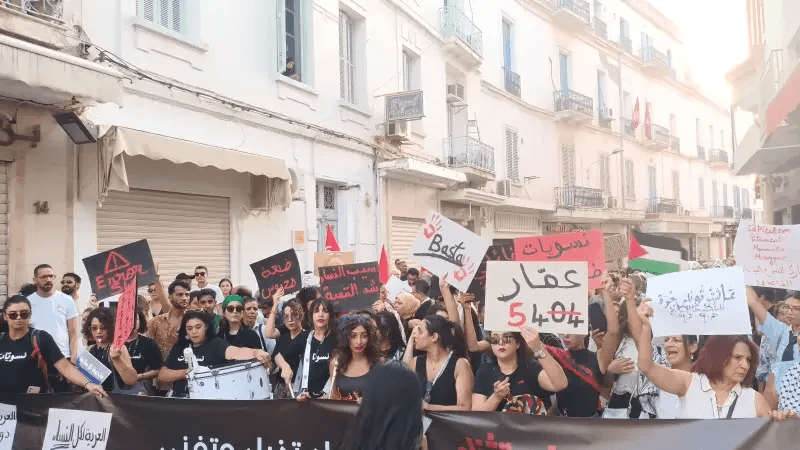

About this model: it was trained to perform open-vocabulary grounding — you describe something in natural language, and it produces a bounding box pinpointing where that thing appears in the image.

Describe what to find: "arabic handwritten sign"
[82,240,156,301]
[604,234,627,262]
[250,249,303,299]
[485,261,588,334]
[385,275,411,303]
[0,404,15,450]
[467,243,516,308]
[514,231,605,289]
[75,347,112,386]
[43,409,112,450]
[385,90,424,121]
[319,262,381,311]
[409,212,491,292]
[313,252,355,275]
[112,275,137,351]
[734,220,800,289]
[645,267,750,337]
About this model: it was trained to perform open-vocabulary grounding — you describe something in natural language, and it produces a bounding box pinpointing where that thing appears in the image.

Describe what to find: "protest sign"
[0,403,15,450]
[467,243,516,308]
[604,234,627,262]
[74,347,112,386]
[314,251,354,274]
[385,275,411,302]
[250,249,303,299]
[319,262,381,311]
[484,261,588,334]
[514,231,604,288]
[112,276,137,351]
[408,212,490,292]
[42,409,112,450]
[645,267,750,337]
[734,220,800,289]
[82,240,156,301]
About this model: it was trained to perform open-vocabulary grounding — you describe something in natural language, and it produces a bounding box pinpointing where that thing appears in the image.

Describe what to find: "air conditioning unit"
[386,121,411,141]
[607,196,618,208]
[446,83,466,105]
[496,179,512,196]
[288,168,306,201]
[606,108,614,118]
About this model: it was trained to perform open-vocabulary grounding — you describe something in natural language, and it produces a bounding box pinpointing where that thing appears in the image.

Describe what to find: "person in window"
[83,307,141,393]
[125,308,163,395]
[329,314,383,401]
[0,295,105,397]
[217,296,262,349]
[282,58,299,80]
[293,298,337,399]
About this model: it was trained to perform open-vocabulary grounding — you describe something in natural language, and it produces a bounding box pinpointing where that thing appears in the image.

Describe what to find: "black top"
[274,330,310,384]
[555,349,603,417]
[467,307,486,374]
[414,299,435,320]
[125,335,163,374]
[337,372,369,401]
[415,353,459,406]
[0,329,64,394]
[218,327,262,349]
[306,334,334,397]
[88,345,130,392]
[474,359,550,413]
[165,337,231,397]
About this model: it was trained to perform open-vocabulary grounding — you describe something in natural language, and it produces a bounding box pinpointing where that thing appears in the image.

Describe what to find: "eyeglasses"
[283,314,299,322]
[60,280,72,285]
[147,288,156,294]
[341,313,371,324]
[194,272,206,277]
[5,311,31,320]
[489,335,516,345]
[225,306,244,313]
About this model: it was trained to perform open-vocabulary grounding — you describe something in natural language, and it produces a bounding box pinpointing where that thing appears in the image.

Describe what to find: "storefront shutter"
[0,163,7,299]
[390,217,424,269]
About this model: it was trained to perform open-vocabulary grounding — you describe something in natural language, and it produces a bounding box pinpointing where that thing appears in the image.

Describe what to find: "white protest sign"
[75,347,112,385]
[385,275,411,302]
[734,220,800,289]
[42,409,112,450]
[408,212,490,292]
[484,261,588,334]
[0,403,16,450]
[645,267,750,337]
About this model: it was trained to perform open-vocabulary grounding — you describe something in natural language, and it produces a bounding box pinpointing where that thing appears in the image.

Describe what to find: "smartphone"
[27,386,41,394]
[588,302,607,333]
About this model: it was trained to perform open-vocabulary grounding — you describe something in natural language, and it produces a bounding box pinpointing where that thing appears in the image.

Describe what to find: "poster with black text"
[250,249,303,299]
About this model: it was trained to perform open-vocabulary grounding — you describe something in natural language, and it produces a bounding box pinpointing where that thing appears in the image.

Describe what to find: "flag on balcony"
[631,98,640,129]
[324,224,340,251]
[644,103,652,140]
[627,231,685,275]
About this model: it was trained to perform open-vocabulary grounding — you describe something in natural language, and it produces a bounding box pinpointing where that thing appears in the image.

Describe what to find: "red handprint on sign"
[453,257,476,282]
[422,214,443,239]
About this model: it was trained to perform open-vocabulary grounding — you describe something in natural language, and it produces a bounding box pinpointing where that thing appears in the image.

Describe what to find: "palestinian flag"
[627,231,686,275]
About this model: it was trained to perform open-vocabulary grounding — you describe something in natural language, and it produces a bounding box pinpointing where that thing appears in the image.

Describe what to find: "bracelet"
[83,380,91,388]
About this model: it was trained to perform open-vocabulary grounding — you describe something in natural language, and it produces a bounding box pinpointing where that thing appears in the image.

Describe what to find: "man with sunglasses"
[61,273,96,318]
[191,266,224,303]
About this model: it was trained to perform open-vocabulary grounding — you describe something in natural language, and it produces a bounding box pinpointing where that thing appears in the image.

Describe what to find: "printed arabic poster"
[319,262,381,311]
[75,347,112,386]
[82,239,157,301]
[313,251,355,274]
[645,267,750,337]
[484,261,589,334]
[42,408,113,450]
[408,212,491,292]
[467,242,516,308]
[0,403,15,450]
[734,220,800,289]
[514,231,605,289]
[250,249,303,299]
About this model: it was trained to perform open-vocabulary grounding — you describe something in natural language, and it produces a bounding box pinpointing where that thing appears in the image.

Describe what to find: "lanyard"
[300,332,324,392]
[712,391,739,419]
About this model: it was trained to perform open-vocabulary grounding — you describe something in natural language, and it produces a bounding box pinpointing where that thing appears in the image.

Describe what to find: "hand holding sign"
[251,249,302,299]
[83,240,156,301]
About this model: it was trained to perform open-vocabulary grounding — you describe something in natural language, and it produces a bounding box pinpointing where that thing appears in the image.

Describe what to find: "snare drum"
[188,359,272,400]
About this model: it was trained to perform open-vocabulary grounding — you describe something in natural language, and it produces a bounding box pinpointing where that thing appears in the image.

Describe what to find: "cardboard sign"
[734,221,800,289]
[250,249,303,299]
[467,243,516,307]
[604,234,627,262]
[112,276,137,351]
[313,252,355,274]
[385,275,411,302]
[0,403,15,450]
[75,347,112,386]
[408,212,491,292]
[319,262,381,311]
[485,261,589,334]
[82,240,156,301]
[43,408,112,450]
[514,231,605,288]
[645,267,750,337]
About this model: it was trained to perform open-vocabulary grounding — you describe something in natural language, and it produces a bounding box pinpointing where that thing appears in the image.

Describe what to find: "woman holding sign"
[83,307,141,393]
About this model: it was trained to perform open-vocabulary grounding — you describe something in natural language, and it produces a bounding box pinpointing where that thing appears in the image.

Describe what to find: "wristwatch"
[532,348,548,360]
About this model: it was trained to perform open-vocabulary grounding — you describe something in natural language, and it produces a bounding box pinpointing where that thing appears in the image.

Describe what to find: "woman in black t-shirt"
[552,333,604,417]
[472,327,568,415]
[268,296,309,392]
[125,309,163,391]
[294,298,337,399]
[217,296,262,349]
[330,314,384,401]
[83,307,140,392]
[159,311,271,398]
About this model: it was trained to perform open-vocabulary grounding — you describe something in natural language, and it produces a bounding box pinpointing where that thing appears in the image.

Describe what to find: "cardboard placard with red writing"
[250,249,303,299]
[83,240,156,301]
[319,262,381,311]
[112,275,138,351]
[514,231,605,288]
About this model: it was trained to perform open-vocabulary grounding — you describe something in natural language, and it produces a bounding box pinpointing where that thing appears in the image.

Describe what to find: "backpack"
[0,329,53,393]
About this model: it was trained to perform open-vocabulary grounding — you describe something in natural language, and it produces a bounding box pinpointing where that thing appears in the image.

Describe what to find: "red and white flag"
[644,103,652,140]
[631,98,640,129]
[324,224,340,251]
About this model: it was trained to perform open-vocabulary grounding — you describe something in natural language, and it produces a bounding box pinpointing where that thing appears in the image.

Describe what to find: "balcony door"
[559,53,570,92]
[648,166,657,199]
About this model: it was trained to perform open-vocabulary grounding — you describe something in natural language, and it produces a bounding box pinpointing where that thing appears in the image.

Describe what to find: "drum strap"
[297,332,320,392]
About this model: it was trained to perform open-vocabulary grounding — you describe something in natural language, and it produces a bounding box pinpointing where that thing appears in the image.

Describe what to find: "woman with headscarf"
[330,314,384,401]
[83,307,141,393]
[217,296,262,349]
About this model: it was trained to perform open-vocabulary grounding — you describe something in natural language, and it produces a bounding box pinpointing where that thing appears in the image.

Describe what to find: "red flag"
[112,275,138,351]
[628,235,648,261]
[378,246,390,284]
[644,103,652,140]
[631,98,640,129]
[324,224,340,251]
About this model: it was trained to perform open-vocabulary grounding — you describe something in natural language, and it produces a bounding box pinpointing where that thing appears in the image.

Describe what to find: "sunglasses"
[5,311,31,320]
[283,314,300,322]
[489,335,516,345]
[194,272,206,276]
[148,288,156,294]
[225,305,244,313]
[341,313,371,324]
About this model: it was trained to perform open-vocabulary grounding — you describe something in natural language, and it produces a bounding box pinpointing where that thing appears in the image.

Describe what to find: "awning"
[734,122,800,175]
[766,63,800,134]
[98,126,291,208]
[0,34,123,104]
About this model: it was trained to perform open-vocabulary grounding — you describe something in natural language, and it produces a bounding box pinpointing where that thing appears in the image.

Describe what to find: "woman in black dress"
[330,314,384,401]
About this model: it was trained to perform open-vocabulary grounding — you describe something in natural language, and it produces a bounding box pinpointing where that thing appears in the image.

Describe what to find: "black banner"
[1,394,796,450]
[82,240,156,300]
[319,262,381,311]
[250,249,303,299]
[467,243,515,307]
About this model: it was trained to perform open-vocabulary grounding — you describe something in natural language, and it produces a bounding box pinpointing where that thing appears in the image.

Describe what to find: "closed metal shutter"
[97,189,231,285]
[0,162,7,299]
[391,217,423,268]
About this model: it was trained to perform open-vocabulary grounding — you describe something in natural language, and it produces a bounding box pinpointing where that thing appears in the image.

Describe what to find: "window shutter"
[137,0,155,22]
[171,0,182,33]
[505,128,519,183]
[625,160,634,199]
[339,13,355,103]
[699,178,705,208]
[672,171,680,201]
[561,145,575,187]
[276,0,287,73]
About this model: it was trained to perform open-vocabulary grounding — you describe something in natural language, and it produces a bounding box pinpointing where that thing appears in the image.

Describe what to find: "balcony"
[622,118,636,138]
[1,0,63,25]
[647,197,680,214]
[440,6,483,68]
[503,66,521,98]
[645,124,670,150]
[552,0,590,31]
[555,186,605,209]
[712,206,735,219]
[670,136,680,153]
[737,208,754,220]
[697,145,706,160]
[553,90,593,125]
[444,136,495,182]
[598,110,613,130]
[709,149,729,168]
[641,45,671,77]
[0,0,67,48]
[619,35,632,54]
[593,17,608,40]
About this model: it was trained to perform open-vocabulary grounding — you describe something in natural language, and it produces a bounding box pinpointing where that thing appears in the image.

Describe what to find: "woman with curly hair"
[267,295,310,393]
[83,307,139,393]
[329,314,384,401]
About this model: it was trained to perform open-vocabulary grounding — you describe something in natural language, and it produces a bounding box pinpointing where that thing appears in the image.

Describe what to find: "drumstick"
[287,383,296,399]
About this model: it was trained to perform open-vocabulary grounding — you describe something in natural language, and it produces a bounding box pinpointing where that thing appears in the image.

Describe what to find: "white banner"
[408,212,490,292]
[645,267,750,337]
[385,275,411,302]
[734,220,800,289]
[484,261,589,334]
[42,408,112,450]
[0,403,16,450]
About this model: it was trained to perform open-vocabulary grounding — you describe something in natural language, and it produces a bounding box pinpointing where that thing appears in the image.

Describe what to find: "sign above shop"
[385,90,424,121]
[544,224,587,234]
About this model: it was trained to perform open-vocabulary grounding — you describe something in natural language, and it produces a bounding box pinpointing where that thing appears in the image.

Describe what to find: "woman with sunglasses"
[330,314,384,401]
[293,298,337,399]
[0,295,105,396]
[218,296,262,349]
[83,307,141,393]
[267,295,310,394]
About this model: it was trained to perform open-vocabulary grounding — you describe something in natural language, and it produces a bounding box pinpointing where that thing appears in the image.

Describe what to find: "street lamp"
[585,149,622,185]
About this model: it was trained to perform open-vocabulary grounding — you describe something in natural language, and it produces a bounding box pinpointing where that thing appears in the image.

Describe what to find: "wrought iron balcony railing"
[622,118,635,137]
[647,197,680,214]
[555,186,605,208]
[647,124,670,144]
[642,45,669,68]
[444,137,495,174]
[697,145,706,160]
[440,6,483,57]
[709,149,729,164]
[736,208,753,220]
[1,0,64,24]
[712,206,735,218]
[593,17,608,40]
[670,136,680,152]
[619,35,632,53]
[554,90,593,116]
[503,66,521,97]
[555,0,590,22]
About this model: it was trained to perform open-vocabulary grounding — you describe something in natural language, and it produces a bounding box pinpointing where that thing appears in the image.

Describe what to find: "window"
[720,130,726,150]
[597,71,606,116]
[599,153,611,193]
[505,128,519,183]
[136,0,185,34]
[402,50,420,91]
[648,166,657,199]
[562,145,576,187]
[667,49,673,68]
[620,17,629,38]
[698,178,705,208]
[722,183,728,206]
[712,180,719,208]
[696,118,702,147]
[316,183,338,252]
[669,114,677,135]
[743,188,750,209]
[623,91,631,116]
[709,125,715,148]
[502,20,513,69]
[559,52,570,91]
[277,0,310,83]
[733,185,741,210]
[672,170,680,201]
[339,12,355,103]
[625,159,635,199]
